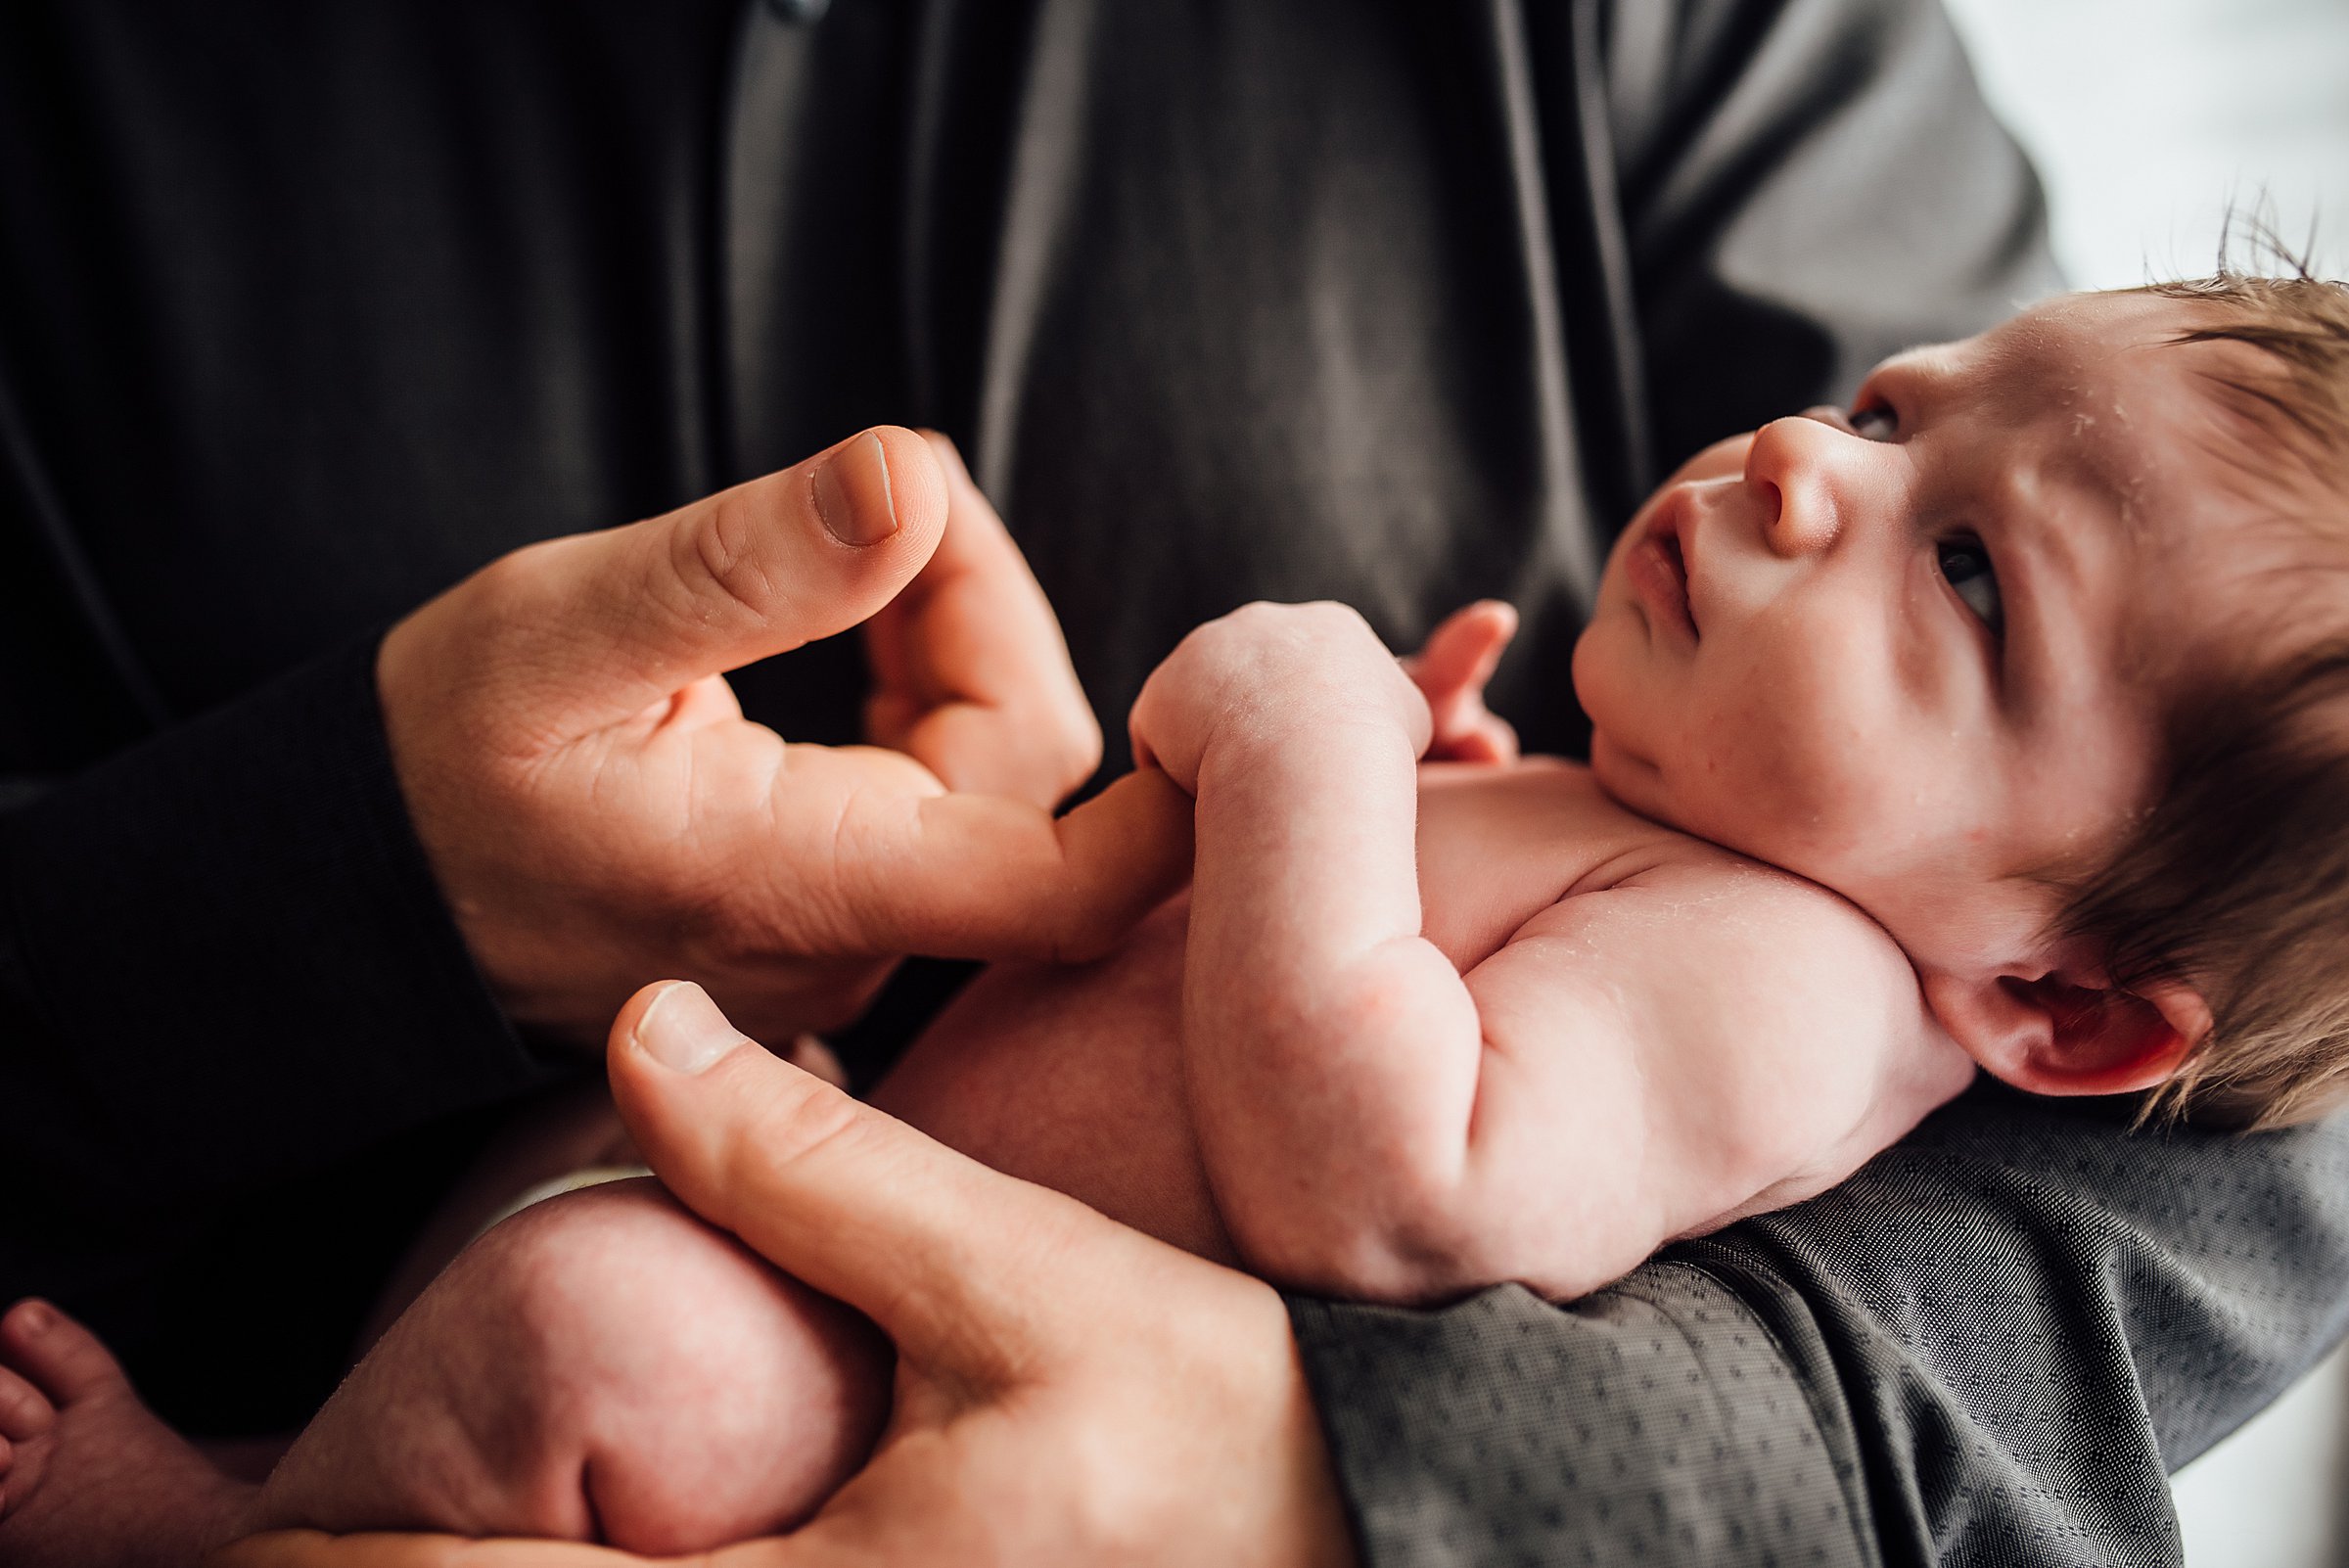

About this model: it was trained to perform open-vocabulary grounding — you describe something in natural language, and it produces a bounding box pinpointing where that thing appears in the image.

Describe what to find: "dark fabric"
[1291,1268,1870,1566]
[0,635,562,1427]
[1295,1087,2349,1568]
[2,0,2336,1562]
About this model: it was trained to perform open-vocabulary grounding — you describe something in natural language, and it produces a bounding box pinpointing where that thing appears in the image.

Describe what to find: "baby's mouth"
[1627,511,1699,641]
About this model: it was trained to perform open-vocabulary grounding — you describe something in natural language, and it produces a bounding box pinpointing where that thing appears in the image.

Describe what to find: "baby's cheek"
[1682,686,1882,867]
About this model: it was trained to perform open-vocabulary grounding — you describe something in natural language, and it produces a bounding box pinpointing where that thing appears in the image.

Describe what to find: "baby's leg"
[257,1177,889,1555]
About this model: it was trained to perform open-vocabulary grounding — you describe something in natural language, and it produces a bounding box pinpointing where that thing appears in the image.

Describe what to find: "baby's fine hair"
[2056,257,2349,1128]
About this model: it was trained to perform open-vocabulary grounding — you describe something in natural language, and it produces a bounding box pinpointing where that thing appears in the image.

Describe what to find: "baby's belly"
[867,898,1234,1262]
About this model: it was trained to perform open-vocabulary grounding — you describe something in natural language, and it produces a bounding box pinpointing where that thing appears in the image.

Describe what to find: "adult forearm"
[1289,1271,1871,1568]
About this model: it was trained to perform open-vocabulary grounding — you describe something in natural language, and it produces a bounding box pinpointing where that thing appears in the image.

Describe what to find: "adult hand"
[209,980,1359,1568]
[378,428,1190,1045]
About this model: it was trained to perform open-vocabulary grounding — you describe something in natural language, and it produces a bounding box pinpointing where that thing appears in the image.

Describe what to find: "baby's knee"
[270,1177,889,1553]
[460,1178,892,1546]
[461,1178,766,1403]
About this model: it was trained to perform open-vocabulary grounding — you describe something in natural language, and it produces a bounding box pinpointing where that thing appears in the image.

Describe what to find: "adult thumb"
[608,982,1122,1377]
[438,428,949,736]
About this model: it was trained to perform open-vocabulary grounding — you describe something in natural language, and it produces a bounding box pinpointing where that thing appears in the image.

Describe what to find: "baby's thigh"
[872,899,1232,1260]
[258,1178,889,1555]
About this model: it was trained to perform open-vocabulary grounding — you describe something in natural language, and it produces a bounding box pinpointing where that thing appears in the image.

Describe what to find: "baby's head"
[1574,275,2349,1127]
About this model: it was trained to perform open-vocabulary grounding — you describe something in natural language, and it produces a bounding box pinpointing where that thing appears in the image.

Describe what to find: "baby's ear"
[1922,967,2212,1097]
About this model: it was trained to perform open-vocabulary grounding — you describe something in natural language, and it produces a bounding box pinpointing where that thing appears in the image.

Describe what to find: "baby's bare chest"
[868,760,1683,1256]
[1410,759,1675,968]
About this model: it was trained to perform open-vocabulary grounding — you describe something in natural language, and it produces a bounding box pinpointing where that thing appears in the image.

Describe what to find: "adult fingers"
[862,432,1099,806]
[205,1531,652,1567]
[607,983,1171,1383]
[815,763,1192,963]
[410,428,949,739]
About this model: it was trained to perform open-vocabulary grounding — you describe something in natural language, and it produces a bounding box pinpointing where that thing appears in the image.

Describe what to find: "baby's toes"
[0,1363,53,1444]
[0,1301,124,1408]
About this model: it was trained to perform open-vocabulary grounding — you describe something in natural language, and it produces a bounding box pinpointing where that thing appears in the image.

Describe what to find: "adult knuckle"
[455,541,569,655]
[465,541,541,607]
[672,489,779,622]
[742,1078,868,1183]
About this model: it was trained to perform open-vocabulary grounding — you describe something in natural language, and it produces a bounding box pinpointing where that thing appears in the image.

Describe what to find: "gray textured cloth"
[1296,1091,2349,1565]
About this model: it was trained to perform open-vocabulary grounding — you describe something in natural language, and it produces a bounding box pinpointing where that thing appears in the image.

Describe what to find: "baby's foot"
[0,1298,258,1567]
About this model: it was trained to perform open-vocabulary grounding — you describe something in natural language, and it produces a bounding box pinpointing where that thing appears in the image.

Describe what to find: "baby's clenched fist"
[1128,602,1433,796]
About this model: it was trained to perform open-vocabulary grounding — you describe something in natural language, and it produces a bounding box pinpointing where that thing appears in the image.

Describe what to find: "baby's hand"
[1128,601,1431,795]
[861,433,1100,810]
[1402,600,1519,764]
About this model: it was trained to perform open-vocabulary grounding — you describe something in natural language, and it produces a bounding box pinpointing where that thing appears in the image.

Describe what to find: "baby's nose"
[1742,415,1849,558]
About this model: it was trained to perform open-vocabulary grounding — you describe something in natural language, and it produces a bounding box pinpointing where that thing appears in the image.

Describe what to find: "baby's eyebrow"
[2000,447,2133,731]
[2043,435,2139,530]
[1865,347,1967,424]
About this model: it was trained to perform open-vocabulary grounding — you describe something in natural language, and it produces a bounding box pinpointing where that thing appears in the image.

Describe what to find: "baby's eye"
[1850,402,1899,441]
[1936,537,2003,634]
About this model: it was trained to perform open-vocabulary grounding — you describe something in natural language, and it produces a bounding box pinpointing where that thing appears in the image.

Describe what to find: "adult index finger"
[207,1529,657,1567]
[807,763,1192,965]
[861,432,1099,806]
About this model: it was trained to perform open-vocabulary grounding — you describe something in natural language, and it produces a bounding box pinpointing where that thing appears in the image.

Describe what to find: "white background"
[1937,2,2349,1562]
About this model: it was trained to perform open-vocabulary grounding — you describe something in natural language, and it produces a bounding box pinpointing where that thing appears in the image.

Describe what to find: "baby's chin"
[1584,732,1686,830]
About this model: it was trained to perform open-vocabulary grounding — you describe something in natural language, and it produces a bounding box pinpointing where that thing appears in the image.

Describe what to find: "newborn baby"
[17,279,2349,1556]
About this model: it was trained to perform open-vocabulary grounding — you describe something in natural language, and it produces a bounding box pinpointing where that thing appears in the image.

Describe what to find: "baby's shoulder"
[1533,822,1918,996]
[1479,766,1880,924]
[1421,756,1923,1003]
[1528,820,1974,1200]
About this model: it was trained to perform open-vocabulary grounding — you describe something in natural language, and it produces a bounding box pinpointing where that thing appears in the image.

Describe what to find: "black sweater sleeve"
[0,637,555,1283]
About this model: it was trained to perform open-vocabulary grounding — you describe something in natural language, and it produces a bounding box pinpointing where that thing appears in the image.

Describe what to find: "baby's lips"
[1627,488,1701,642]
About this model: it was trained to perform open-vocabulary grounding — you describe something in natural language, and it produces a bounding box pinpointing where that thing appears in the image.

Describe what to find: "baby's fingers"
[1405,601,1519,762]
[1405,601,1517,702]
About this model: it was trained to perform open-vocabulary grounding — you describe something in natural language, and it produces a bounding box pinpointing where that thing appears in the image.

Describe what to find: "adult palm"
[375,428,1185,1046]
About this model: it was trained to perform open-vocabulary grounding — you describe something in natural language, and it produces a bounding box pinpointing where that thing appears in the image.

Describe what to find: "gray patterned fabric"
[1295,1090,2349,1566]
[1295,1269,1862,1566]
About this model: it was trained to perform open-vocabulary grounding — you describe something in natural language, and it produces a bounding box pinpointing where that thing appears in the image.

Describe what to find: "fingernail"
[812,434,899,546]
[633,983,748,1075]
[10,1301,49,1337]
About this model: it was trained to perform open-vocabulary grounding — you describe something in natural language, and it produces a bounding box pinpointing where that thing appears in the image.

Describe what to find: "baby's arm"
[1131,603,1970,1304]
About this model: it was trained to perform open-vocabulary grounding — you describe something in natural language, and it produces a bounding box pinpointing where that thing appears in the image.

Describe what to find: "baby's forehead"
[1937,293,2198,414]
[1917,295,2302,516]
[1938,298,2331,675]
